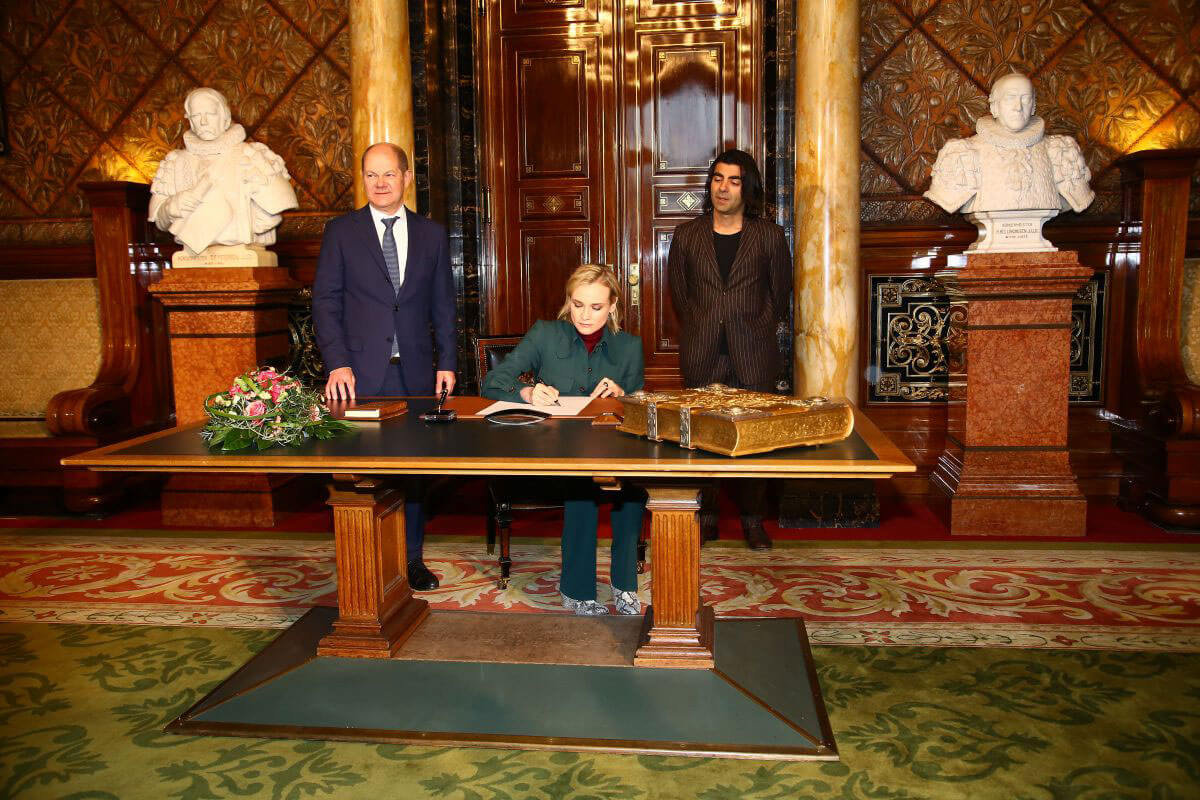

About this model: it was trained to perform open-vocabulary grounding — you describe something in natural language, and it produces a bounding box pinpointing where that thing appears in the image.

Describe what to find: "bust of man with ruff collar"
[925,73,1093,251]
[149,88,298,258]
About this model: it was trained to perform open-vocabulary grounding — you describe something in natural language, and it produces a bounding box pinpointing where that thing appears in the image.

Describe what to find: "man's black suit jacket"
[312,205,457,395]
[667,213,791,391]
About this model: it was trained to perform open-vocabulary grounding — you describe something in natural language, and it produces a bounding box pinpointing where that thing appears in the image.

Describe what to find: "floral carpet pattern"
[2,623,1198,799]
[2,534,1199,650]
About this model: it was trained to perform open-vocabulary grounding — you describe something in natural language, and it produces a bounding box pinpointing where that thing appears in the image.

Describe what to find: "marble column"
[792,0,860,402]
[350,0,416,211]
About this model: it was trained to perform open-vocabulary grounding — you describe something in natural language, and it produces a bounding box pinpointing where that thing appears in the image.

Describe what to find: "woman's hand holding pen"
[590,378,625,399]
[520,382,561,406]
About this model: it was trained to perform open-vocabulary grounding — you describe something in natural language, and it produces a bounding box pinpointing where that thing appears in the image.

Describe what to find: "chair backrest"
[474,335,524,380]
[0,278,103,418]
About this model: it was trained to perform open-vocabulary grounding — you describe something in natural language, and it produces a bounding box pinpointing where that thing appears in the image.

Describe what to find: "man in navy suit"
[313,142,457,591]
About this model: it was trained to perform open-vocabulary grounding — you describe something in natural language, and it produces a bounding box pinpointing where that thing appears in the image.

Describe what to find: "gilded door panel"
[623,23,760,388]
[651,226,680,352]
[486,29,614,333]
[635,0,739,22]
[520,188,590,221]
[522,230,592,323]
[500,0,601,28]
[651,41,734,174]
[518,51,588,177]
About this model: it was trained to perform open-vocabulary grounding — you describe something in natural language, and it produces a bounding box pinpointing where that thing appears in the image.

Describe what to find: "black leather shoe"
[407,560,440,591]
[700,514,720,543]
[742,518,772,551]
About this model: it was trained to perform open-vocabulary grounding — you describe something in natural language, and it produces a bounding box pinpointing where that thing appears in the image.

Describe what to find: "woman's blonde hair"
[557,263,622,333]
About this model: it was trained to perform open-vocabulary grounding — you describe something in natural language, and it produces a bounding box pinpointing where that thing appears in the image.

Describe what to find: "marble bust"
[925,73,1094,253]
[149,88,297,265]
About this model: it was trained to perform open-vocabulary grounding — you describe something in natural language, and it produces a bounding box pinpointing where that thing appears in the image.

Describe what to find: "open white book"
[478,396,593,417]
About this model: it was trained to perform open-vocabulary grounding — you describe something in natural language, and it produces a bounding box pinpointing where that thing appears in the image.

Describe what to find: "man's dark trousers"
[379,362,427,562]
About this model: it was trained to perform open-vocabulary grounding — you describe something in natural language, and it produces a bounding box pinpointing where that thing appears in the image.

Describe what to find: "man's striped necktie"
[382,216,401,294]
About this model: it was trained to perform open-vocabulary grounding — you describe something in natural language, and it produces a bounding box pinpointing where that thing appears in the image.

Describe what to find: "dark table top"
[66,399,915,480]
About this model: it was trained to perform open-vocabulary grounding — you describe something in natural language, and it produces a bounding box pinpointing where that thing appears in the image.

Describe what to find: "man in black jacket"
[668,149,791,550]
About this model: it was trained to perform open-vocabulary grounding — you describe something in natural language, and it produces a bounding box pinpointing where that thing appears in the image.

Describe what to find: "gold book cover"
[616,385,853,456]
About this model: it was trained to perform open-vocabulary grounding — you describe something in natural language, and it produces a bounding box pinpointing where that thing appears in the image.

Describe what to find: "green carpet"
[2,622,1198,799]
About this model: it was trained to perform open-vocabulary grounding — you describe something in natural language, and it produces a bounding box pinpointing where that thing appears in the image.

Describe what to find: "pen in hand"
[534,381,561,406]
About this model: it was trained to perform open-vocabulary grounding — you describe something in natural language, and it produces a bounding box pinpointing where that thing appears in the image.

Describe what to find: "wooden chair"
[0,183,172,512]
[473,335,646,588]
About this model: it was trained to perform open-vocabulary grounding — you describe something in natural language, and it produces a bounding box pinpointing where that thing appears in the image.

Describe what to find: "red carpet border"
[1,534,1198,651]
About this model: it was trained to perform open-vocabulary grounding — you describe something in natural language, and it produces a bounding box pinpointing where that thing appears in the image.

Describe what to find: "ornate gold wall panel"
[0,0,352,244]
[0,0,1196,243]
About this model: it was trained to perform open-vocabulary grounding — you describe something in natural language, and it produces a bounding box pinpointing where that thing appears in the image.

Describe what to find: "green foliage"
[200,367,353,451]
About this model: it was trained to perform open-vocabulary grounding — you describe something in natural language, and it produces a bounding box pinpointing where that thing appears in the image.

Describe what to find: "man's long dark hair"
[702,149,764,219]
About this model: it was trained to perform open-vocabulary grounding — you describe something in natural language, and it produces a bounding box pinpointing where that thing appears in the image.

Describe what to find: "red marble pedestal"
[931,251,1094,536]
[149,267,300,527]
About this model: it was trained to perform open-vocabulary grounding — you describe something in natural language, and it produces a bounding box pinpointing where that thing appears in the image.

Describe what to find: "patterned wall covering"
[867,271,1109,403]
[859,0,1200,224]
[0,0,353,244]
[1,1,1197,241]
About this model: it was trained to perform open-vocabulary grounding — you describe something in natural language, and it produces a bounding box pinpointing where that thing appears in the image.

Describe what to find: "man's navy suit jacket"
[312,205,457,396]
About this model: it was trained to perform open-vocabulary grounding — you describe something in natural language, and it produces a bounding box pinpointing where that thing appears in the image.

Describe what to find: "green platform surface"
[187,618,831,756]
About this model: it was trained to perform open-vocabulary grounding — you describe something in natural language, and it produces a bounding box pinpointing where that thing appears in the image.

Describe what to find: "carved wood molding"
[0,245,95,279]
[45,182,171,437]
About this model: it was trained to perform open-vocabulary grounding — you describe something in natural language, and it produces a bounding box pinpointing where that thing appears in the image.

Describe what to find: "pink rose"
[246,400,268,423]
[309,405,322,422]
[270,384,285,403]
[255,368,278,383]
[229,384,243,396]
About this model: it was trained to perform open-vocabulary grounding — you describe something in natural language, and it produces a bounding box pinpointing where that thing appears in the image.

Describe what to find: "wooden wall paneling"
[0,246,95,280]
[1108,150,1200,526]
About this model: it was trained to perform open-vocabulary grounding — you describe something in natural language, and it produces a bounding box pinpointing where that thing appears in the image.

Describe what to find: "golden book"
[617,385,853,456]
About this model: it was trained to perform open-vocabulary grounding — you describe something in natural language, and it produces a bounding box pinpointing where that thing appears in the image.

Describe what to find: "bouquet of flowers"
[202,367,352,451]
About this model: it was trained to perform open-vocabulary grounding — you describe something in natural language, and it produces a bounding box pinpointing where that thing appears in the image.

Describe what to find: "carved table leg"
[317,476,430,658]
[634,484,715,669]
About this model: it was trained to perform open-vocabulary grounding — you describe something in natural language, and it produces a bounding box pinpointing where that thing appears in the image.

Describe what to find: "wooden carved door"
[477,0,762,388]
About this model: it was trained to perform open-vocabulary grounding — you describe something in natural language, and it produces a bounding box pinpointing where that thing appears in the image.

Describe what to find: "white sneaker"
[562,594,609,616]
[611,584,642,615]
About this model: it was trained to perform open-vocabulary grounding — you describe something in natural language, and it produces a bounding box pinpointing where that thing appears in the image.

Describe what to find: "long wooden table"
[65,398,914,670]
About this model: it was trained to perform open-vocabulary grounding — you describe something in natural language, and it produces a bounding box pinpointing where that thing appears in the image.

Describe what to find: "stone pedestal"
[149,266,301,527]
[931,251,1093,536]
